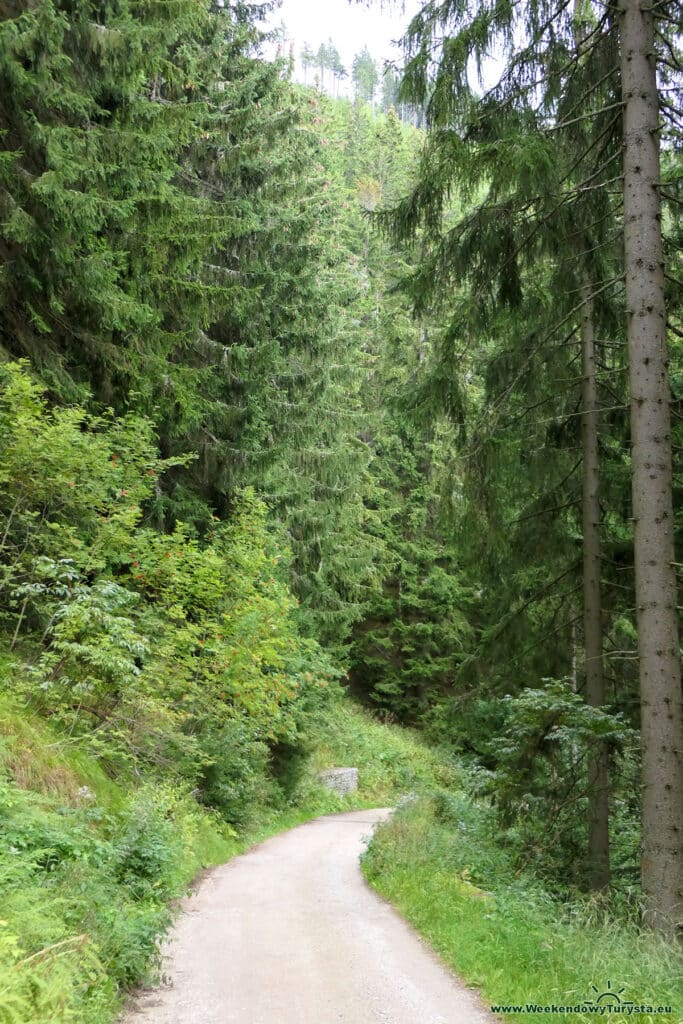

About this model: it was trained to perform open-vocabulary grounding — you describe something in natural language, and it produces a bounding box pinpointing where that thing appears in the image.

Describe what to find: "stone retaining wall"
[318,767,358,795]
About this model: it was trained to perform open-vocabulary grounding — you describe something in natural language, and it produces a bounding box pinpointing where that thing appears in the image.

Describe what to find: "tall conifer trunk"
[619,0,683,936]
[574,3,610,892]
[580,285,610,890]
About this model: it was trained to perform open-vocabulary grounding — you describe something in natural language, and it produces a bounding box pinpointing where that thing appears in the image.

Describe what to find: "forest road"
[122,808,493,1024]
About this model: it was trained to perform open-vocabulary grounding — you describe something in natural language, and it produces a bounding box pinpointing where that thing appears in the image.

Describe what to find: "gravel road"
[122,808,493,1024]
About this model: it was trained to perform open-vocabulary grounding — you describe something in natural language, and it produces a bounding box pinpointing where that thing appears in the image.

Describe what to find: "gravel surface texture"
[122,808,493,1024]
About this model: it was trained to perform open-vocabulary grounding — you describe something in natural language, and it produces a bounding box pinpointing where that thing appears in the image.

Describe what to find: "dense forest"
[0,0,681,1020]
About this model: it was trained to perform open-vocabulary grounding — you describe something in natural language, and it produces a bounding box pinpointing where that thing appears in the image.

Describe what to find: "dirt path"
[123,808,493,1024]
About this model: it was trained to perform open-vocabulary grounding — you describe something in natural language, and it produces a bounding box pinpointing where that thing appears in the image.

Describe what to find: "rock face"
[318,767,358,795]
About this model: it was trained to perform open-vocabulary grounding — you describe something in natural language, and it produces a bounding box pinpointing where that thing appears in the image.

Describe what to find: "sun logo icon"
[589,981,634,1006]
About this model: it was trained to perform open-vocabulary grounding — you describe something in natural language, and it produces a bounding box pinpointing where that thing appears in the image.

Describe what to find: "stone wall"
[318,767,358,795]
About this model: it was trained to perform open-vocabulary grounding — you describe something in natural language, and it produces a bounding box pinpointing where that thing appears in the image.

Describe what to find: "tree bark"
[619,0,683,937]
[572,3,610,893]
[580,284,610,891]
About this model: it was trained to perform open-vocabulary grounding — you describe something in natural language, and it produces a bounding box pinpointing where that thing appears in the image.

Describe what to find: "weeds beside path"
[0,695,454,1024]
[362,796,681,1024]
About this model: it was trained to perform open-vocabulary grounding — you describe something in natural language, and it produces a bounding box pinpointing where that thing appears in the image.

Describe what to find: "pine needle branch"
[546,99,625,133]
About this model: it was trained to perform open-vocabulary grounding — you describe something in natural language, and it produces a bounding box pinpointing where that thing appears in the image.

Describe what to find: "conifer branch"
[651,7,683,26]
[477,280,624,439]
[465,565,582,662]
[563,273,624,296]
[500,387,580,429]
[552,457,584,495]
[497,590,584,664]
[546,100,625,133]
[498,0,592,84]
[558,103,624,176]
[511,499,581,525]
[554,65,621,126]
[570,228,623,261]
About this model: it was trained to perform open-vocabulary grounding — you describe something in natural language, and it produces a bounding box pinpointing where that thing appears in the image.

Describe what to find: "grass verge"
[361,793,681,1024]
[0,693,444,1024]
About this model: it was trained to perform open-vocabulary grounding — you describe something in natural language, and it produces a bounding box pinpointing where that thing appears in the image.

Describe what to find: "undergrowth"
[0,690,440,1024]
[308,693,463,800]
[8,674,674,1024]
[362,794,681,1024]
[0,694,236,1024]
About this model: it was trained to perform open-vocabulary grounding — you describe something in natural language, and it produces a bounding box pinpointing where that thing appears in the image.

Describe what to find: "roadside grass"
[0,691,439,1024]
[0,693,124,811]
[362,794,681,1024]
[308,693,464,801]
[0,708,237,1024]
[4,686,678,1024]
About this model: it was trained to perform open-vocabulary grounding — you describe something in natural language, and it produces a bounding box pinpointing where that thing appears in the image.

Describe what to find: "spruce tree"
[352,46,379,105]
[0,0,215,403]
[1,2,389,657]
[384,0,681,927]
[619,0,682,935]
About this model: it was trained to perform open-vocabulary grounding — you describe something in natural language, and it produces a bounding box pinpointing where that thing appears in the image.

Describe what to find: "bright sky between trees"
[267,0,423,79]
[266,0,504,98]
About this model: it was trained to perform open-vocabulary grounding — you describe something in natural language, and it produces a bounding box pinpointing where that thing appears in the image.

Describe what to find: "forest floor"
[121,808,492,1024]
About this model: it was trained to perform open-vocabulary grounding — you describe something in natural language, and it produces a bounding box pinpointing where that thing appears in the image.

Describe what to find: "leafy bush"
[197,722,272,828]
[0,364,338,794]
[0,768,236,1021]
[113,788,184,900]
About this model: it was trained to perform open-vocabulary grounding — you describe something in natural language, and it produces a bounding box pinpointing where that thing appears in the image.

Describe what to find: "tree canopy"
[0,0,681,946]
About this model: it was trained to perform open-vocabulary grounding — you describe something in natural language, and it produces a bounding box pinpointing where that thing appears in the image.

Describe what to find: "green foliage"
[371,0,683,903]
[0,361,338,798]
[197,721,271,828]
[348,419,473,721]
[0,2,389,662]
[363,797,681,1024]
[313,38,346,93]
[483,681,634,888]
[0,350,481,1024]
[0,0,215,400]
[113,788,185,901]
[308,692,464,802]
[352,47,378,104]
[1,0,678,1003]
[0,636,465,1024]
[0,766,236,1022]
[301,97,473,719]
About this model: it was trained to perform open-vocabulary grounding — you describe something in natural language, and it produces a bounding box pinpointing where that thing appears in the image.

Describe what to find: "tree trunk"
[620,0,683,938]
[580,283,610,891]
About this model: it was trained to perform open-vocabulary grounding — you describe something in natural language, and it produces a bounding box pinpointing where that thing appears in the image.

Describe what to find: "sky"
[264,0,504,98]
[266,0,423,81]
